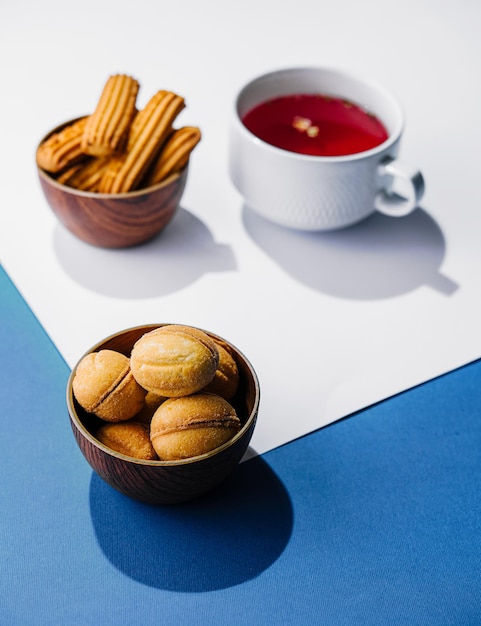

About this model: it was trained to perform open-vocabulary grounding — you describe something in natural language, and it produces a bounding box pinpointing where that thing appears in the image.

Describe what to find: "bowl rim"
[66,324,261,467]
[36,116,187,199]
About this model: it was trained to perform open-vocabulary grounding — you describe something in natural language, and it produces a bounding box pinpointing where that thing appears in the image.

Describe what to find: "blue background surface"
[1,264,481,625]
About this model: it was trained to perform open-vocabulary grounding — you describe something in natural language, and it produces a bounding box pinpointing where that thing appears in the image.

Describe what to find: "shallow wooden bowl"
[37,119,188,248]
[66,324,260,504]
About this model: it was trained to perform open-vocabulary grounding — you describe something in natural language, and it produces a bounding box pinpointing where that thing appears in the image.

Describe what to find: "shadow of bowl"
[89,452,293,591]
[52,208,237,298]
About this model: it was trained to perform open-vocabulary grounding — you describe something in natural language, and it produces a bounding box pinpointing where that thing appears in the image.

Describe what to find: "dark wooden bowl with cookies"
[37,118,189,249]
[36,75,202,248]
[66,324,260,504]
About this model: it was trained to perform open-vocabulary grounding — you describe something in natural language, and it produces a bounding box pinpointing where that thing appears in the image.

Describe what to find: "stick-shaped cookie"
[81,74,139,157]
[142,126,201,186]
[100,90,185,193]
[56,156,111,192]
[36,117,87,173]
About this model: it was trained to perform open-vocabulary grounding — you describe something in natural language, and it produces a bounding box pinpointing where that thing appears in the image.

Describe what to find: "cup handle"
[375,157,425,217]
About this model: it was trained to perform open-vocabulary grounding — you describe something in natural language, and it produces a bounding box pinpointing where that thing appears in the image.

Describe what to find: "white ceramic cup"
[228,67,425,231]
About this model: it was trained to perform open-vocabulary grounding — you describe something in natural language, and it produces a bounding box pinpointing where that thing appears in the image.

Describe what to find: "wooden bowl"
[37,119,188,248]
[66,325,260,504]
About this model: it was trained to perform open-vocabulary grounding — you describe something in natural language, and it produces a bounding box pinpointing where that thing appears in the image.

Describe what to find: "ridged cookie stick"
[105,90,185,193]
[97,156,124,194]
[56,156,111,192]
[143,126,201,186]
[36,117,87,173]
[81,74,139,157]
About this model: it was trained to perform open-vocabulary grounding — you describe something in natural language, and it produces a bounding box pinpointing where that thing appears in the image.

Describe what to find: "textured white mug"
[228,67,425,231]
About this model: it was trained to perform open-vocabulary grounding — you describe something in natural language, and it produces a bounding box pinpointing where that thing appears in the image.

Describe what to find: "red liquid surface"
[242,93,389,156]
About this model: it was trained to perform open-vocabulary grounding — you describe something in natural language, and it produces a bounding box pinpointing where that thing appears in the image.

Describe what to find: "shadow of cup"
[243,206,457,300]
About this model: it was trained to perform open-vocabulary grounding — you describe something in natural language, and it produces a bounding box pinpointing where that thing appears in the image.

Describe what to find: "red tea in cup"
[241,93,389,157]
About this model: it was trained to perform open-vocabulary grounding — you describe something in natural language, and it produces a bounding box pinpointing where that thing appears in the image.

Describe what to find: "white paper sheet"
[1,0,481,456]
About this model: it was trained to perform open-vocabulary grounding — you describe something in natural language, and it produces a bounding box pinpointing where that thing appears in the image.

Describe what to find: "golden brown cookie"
[36,117,88,173]
[130,325,219,397]
[96,421,158,460]
[135,391,167,425]
[81,74,139,157]
[150,393,241,460]
[142,126,201,187]
[100,90,185,193]
[72,349,146,422]
[56,156,111,191]
[96,155,124,193]
[203,340,240,400]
